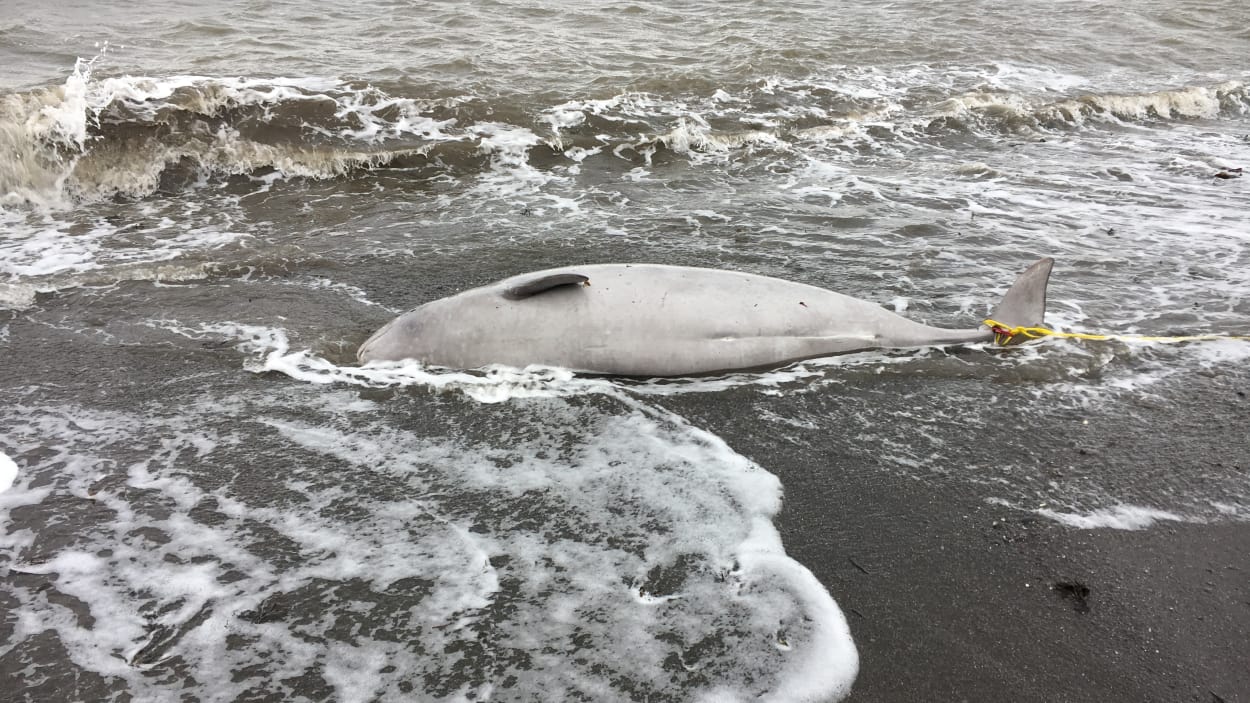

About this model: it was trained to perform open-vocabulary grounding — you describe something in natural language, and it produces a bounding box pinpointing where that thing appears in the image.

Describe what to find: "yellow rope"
[983,319,1250,347]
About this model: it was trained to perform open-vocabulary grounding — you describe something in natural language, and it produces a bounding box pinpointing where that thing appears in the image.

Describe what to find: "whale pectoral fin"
[502,273,590,300]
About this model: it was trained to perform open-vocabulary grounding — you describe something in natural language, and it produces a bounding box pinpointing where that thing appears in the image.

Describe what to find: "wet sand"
[762,369,1250,702]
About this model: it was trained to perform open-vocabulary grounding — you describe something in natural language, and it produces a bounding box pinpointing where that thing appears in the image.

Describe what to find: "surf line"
[984,319,1250,347]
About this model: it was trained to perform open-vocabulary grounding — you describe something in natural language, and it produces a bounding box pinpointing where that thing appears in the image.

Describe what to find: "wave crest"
[3,58,1246,207]
[0,62,468,207]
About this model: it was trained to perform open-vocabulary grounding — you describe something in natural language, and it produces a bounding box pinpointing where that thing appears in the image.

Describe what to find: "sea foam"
[0,375,859,701]
[0,450,17,493]
[1036,504,1189,530]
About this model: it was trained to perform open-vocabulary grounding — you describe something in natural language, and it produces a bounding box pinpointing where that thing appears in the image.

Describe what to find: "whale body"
[358,258,1053,376]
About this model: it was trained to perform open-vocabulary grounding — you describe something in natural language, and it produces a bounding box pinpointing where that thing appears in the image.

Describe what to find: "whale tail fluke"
[987,257,1053,345]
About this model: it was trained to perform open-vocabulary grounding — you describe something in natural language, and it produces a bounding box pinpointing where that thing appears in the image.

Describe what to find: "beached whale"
[358,258,1053,376]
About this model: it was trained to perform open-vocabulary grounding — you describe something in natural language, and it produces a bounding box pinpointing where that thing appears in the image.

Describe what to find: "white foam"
[470,121,578,208]
[659,117,781,157]
[0,384,859,702]
[322,644,390,703]
[984,63,1092,94]
[0,282,37,310]
[0,183,258,298]
[0,451,17,493]
[0,62,468,207]
[149,319,940,405]
[1036,504,1188,530]
[1210,502,1249,518]
[1189,338,1250,368]
[737,547,858,702]
[147,319,621,402]
[1053,82,1240,123]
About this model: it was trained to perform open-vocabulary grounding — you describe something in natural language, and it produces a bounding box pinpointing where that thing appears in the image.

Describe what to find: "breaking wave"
[2,57,1247,207]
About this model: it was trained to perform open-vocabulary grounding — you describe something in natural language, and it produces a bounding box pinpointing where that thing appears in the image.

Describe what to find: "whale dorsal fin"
[502,273,589,300]
[988,257,1053,345]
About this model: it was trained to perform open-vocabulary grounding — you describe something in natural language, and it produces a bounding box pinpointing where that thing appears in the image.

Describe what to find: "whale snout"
[357,317,400,364]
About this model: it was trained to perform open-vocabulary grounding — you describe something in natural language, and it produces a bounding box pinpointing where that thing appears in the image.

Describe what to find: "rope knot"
[985,319,1024,346]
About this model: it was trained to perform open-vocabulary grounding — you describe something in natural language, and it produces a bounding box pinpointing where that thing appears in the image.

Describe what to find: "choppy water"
[2,1,1249,700]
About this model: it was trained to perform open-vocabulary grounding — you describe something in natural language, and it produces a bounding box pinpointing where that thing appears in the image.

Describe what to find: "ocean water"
[2,1,1249,700]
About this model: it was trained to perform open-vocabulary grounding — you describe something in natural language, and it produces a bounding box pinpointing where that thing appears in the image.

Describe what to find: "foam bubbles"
[0,450,16,493]
[0,383,858,701]
[1036,504,1189,530]
[151,318,961,404]
[0,64,467,208]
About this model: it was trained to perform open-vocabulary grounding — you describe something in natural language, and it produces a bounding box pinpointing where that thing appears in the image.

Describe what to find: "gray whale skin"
[358,258,1053,377]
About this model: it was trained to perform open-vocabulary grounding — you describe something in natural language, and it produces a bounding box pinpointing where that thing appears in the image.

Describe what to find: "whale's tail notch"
[987,257,1053,345]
